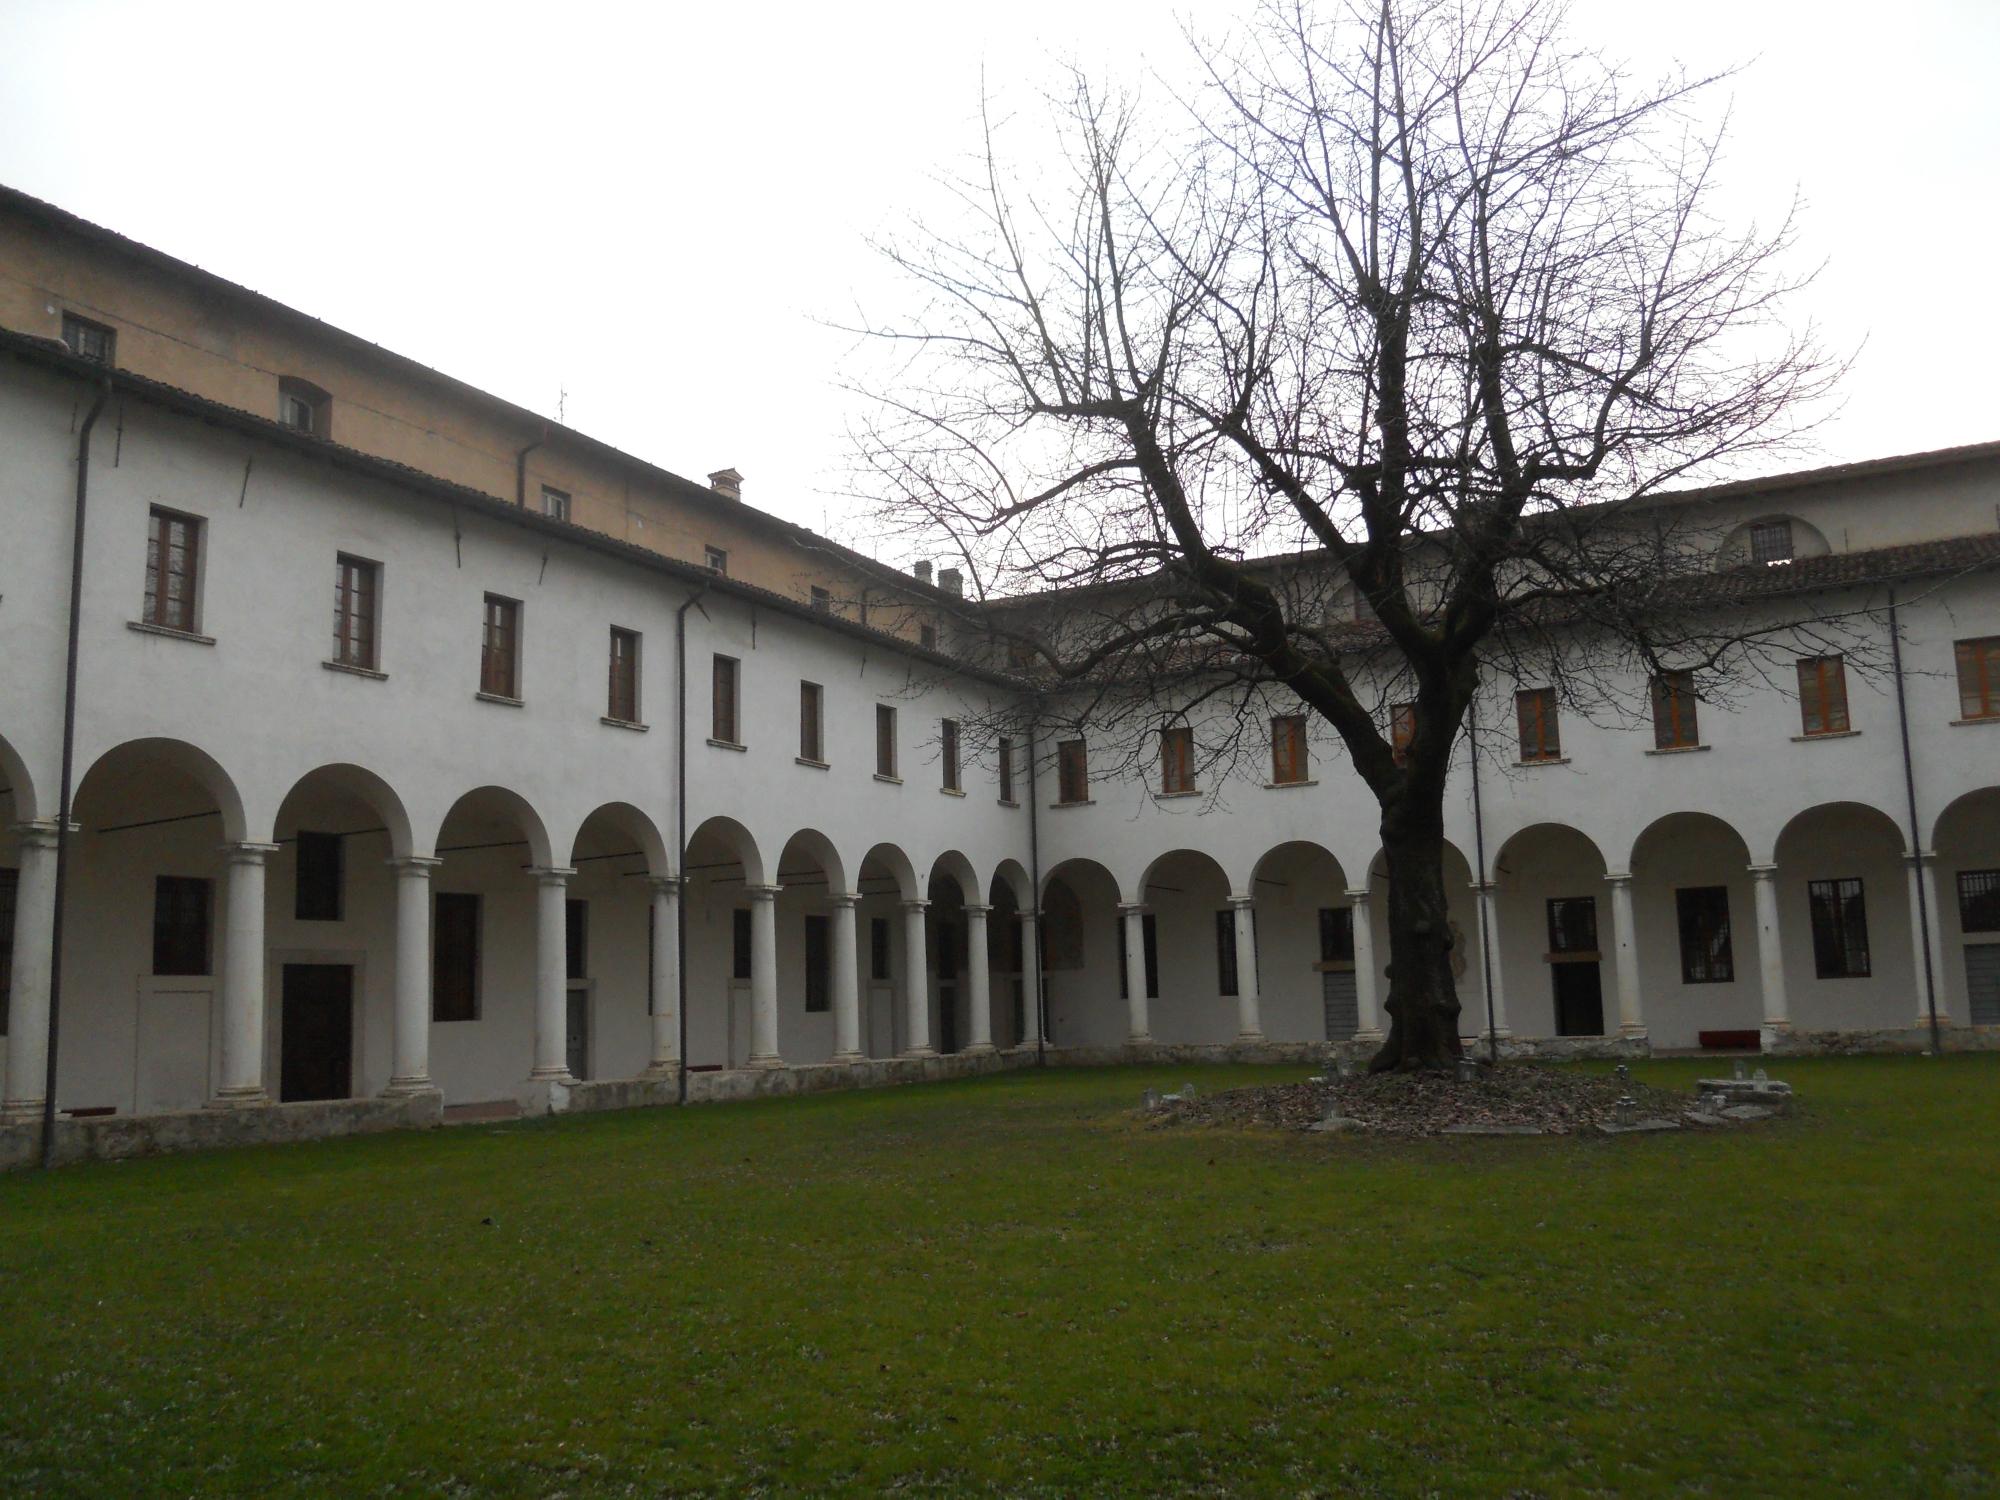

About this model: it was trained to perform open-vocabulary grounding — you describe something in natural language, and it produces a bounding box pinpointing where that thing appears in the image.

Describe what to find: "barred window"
[1808,878,1871,978]
[1958,869,2000,934]
[1750,518,1794,565]
[1675,886,1733,983]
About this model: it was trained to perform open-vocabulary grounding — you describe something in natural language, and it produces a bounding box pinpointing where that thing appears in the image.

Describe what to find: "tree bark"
[1368,810,1465,1072]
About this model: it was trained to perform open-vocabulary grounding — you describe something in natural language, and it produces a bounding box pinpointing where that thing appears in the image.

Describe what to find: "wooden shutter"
[1271,716,1306,783]
[1162,726,1193,793]
[482,596,518,698]
[1058,739,1087,803]
[1957,637,2000,719]
[608,629,639,722]
[1652,672,1698,748]
[713,656,737,742]
[876,705,896,776]
[942,719,960,789]
[998,737,1014,802]
[1517,689,1559,761]
[800,682,823,761]
[1390,703,1415,766]
[1797,657,1849,735]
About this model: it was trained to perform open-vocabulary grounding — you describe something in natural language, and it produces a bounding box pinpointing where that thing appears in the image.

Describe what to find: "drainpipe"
[42,376,111,1168]
[1467,689,1499,1064]
[1026,723,1045,1067]
[673,582,712,1104]
[515,426,548,509]
[1889,587,1943,1055]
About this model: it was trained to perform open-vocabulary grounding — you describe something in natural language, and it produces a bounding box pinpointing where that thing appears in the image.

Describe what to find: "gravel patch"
[1149,1063,1718,1138]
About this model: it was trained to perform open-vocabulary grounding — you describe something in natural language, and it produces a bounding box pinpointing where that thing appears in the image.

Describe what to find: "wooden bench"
[1698,1029,1760,1051]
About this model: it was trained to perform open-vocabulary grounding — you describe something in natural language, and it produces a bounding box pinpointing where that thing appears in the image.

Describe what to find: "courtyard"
[1,1057,1995,1496]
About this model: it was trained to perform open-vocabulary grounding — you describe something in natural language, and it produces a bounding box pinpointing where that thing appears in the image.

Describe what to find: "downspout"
[514,426,547,509]
[42,376,111,1168]
[1467,690,1499,1064]
[1026,723,1045,1067]
[673,583,712,1104]
[1889,587,1944,1054]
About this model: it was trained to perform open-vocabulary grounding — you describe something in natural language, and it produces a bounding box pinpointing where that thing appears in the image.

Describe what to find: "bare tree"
[849,0,1840,1069]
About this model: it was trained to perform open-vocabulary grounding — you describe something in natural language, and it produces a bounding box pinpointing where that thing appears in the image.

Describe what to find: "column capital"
[1016,907,1041,922]
[220,841,282,865]
[10,819,73,849]
[1228,893,1257,911]
[1116,901,1150,917]
[527,864,577,887]
[826,890,861,909]
[1469,879,1499,895]
[646,874,686,895]
[962,902,994,917]
[1746,862,1779,879]
[1603,870,1634,886]
[1901,848,1938,867]
[899,897,930,913]
[1342,887,1371,905]
[745,882,782,901]
[386,854,444,875]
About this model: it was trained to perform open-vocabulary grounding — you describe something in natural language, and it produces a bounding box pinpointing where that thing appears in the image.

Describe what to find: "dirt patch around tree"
[1147,1063,1760,1138]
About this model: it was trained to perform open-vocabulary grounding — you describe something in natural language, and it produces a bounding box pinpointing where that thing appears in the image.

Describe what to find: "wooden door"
[1967,943,2000,1027]
[280,964,353,1102]
[1546,898,1605,1037]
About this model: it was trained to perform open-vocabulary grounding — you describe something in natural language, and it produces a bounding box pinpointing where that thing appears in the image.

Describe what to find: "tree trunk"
[1367,812,1465,1072]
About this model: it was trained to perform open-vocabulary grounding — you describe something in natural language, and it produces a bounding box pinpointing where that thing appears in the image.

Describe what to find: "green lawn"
[1,1057,1995,1497]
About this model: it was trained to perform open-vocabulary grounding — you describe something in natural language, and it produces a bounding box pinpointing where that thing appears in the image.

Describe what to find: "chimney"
[938,566,963,597]
[913,560,933,585]
[708,467,743,501]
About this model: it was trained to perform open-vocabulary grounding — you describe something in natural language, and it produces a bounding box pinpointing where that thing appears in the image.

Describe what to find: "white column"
[1229,894,1263,1041]
[1472,881,1511,1039]
[1,823,61,1121]
[1604,871,1646,1039]
[964,903,994,1052]
[1904,851,1952,1030]
[900,898,935,1057]
[647,876,683,1072]
[384,854,442,1095]
[1017,910,1043,1048]
[212,841,279,1107]
[1346,888,1383,1042]
[747,883,782,1066]
[829,892,862,1061]
[1748,862,1790,1037]
[1119,902,1152,1043]
[528,866,576,1081]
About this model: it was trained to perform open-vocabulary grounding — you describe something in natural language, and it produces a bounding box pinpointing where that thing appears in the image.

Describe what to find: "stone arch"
[0,730,37,826]
[435,785,554,870]
[1135,846,1231,903]
[74,737,252,844]
[1248,840,1349,899]
[1931,785,2000,856]
[568,801,672,878]
[1627,811,1761,1050]
[1927,786,2000,1027]
[1490,822,1613,1041]
[858,842,919,902]
[1771,799,1913,1035]
[989,858,1033,909]
[927,849,981,905]
[686,814,765,887]
[1775,800,1905,862]
[777,828,848,895]
[273,762,415,860]
[1038,857,1122,1046]
[1245,840,1354,1043]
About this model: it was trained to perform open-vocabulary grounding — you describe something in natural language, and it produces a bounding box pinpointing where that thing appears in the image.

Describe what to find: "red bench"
[1698,1030,1760,1051]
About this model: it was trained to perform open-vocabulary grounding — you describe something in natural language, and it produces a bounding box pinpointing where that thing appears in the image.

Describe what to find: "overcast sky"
[2,0,1994,555]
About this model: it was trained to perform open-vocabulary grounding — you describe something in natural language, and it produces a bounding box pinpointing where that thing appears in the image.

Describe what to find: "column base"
[830,1050,867,1065]
[1234,1029,1266,1044]
[899,1046,938,1060]
[380,1077,441,1099]
[1352,1028,1384,1044]
[206,1086,269,1110]
[747,1053,785,1069]
[1618,1024,1650,1041]
[0,1099,46,1125]
[1126,1032,1154,1046]
[641,1059,684,1078]
[527,1065,577,1083]
[963,1041,997,1056]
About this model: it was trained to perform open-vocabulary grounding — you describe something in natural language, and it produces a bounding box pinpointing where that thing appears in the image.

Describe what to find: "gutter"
[1467,691,1499,1064]
[1026,722,1045,1067]
[674,581,712,1103]
[514,425,547,509]
[42,374,111,1167]
[1889,587,1944,1054]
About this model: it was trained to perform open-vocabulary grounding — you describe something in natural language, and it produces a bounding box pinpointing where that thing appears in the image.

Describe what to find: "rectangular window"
[143,507,201,633]
[936,920,958,978]
[152,876,212,976]
[332,554,379,669]
[941,719,961,791]
[278,377,330,438]
[1956,636,2000,721]
[1547,896,1599,954]
[1652,671,1700,749]
[432,892,480,1021]
[919,624,937,651]
[1797,656,1850,736]
[712,655,739,743]
[607,627,641,722]
[294,831,343,922]
[1056,738,1088,804]
[732,908,752,981]
[1675,886,1733,983]
[1216,909,1238,996]
[1161,725,1195,794]
[565,899,588,981]
[810,586,832,614]
[804,914,830,1011]
[871,916,892,981]
[704,545,728,576]
[1271,715,1308,784]
[1517,688,1561,762]
[1749,518,1794,565]
[998,736,1015,803]
[481,594,520,698]
[799,681,824,762]
[1958,869,2000,934]
[541,485,571,522]
[1319,907,1355,963]
[0,867,14,1036]
[1389,703,1416,767]
[62,312,116,365]
[1808,877,1871,978]
[876,705,897,777]
[1118,912,1160,1000]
